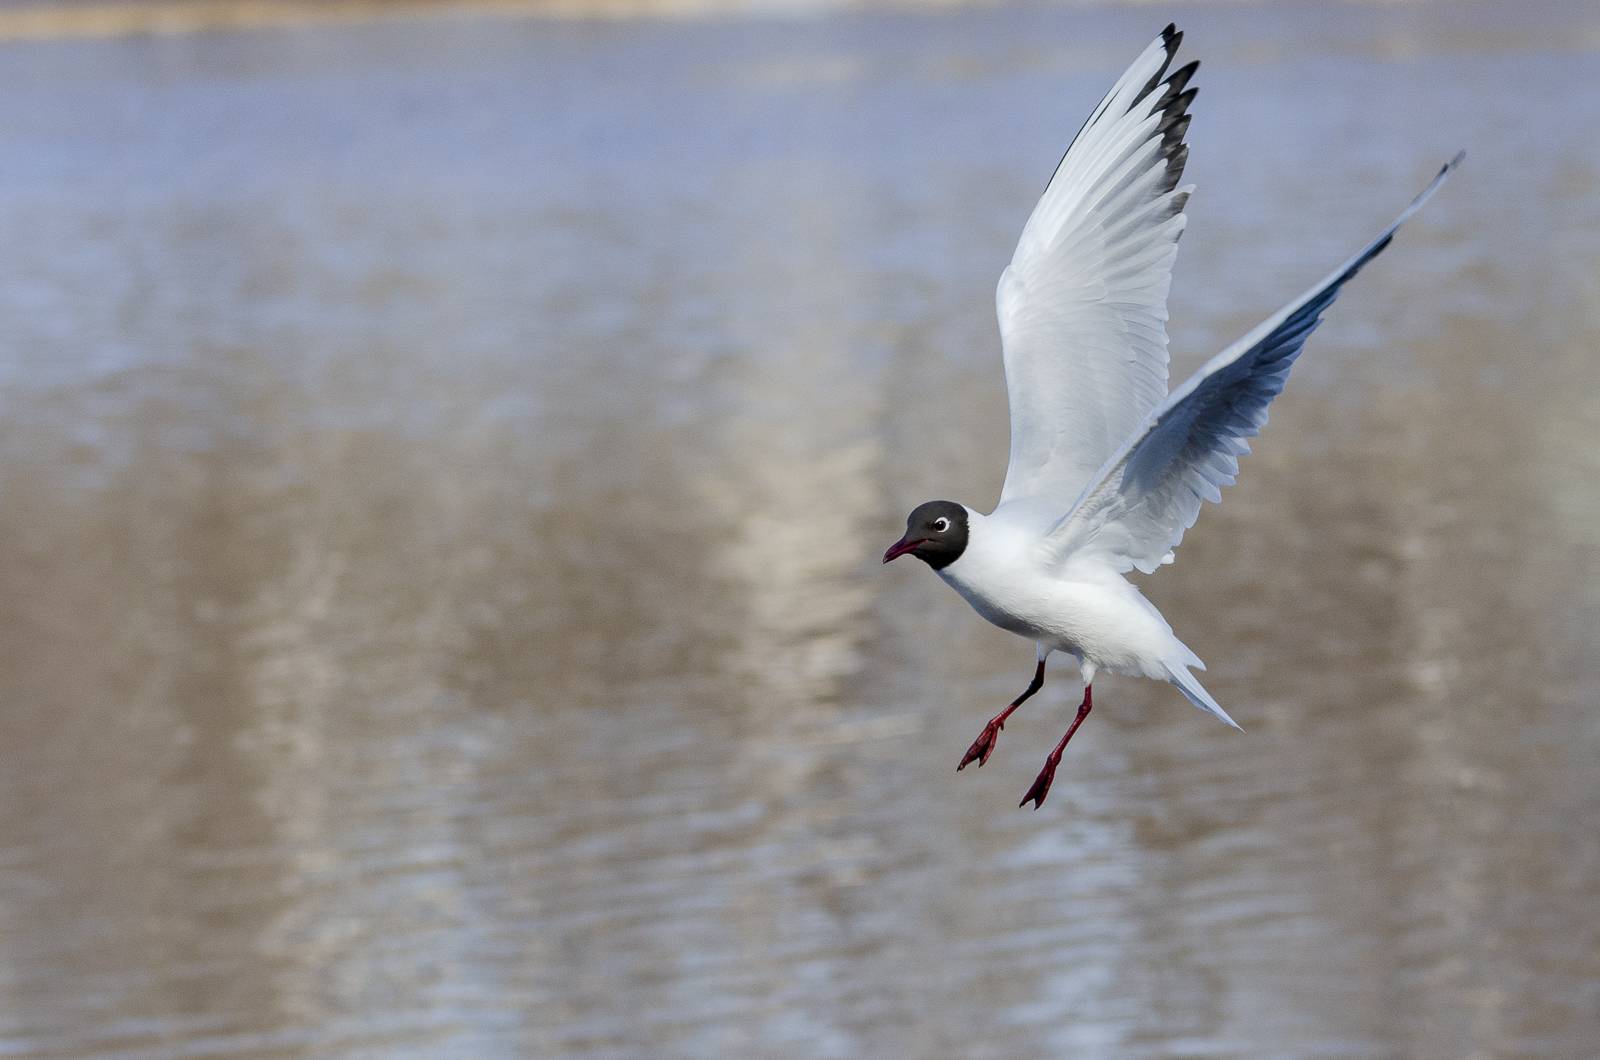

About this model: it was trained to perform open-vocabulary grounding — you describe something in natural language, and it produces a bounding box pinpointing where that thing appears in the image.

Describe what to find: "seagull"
[882,24,1461,809]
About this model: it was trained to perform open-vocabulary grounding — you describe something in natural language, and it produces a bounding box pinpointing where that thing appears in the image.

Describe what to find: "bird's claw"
[1019,757,1059,810]
[957,721,1003,771]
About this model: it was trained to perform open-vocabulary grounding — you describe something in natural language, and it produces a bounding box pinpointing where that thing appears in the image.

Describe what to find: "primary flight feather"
[882,24,1462,809]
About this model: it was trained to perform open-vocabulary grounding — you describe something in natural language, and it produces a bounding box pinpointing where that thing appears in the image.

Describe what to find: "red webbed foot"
[956,657,1047,772]
[958,720,1004,770]
[1019,684,1093,811]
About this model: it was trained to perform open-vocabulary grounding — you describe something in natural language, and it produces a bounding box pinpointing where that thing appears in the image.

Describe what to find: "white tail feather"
[1166,664,1242,729]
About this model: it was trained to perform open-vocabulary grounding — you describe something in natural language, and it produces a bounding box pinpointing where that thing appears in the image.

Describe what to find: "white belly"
[935,514,1185,680]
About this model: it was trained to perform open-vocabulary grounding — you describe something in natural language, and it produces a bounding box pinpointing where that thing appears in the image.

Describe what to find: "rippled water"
[0,2,1597,1057]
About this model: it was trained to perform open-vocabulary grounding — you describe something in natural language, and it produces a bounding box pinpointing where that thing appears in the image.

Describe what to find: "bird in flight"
[883,24,1461,809]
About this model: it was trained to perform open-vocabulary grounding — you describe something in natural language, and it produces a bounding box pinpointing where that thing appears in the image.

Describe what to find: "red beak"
[883,537,926,564]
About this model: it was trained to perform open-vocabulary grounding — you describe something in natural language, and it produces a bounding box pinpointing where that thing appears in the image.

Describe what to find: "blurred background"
[0,0,1596,1057]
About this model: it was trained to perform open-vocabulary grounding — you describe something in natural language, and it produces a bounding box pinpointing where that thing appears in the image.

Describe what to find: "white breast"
[936,507,1183,679]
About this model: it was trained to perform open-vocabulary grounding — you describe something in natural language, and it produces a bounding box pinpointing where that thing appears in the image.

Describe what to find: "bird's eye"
[933,517,951,533]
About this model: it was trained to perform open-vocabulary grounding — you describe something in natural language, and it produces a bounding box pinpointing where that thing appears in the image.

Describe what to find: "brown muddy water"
[0,1,1597,1057]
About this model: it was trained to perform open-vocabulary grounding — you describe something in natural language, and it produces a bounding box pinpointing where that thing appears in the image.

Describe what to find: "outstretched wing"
[1044,153,1464,574]
[995,24,1198,527]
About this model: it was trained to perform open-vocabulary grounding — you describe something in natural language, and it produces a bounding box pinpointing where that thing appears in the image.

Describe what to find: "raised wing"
[995,24,1198,526]
[1044,153,1464,575]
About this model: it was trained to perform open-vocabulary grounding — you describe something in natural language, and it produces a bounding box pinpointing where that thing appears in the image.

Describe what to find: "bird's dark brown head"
[883,501,969,570]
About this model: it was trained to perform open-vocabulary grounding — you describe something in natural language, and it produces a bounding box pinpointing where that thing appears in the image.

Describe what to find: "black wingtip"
[1427,151,1465,192]
[1159,27,1184,82]
[1164,26,1183,56]
[1133,27,1182,111]
[1397,150,1465,219]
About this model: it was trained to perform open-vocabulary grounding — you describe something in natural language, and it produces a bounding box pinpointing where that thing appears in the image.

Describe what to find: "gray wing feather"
[1045,152,1464,574]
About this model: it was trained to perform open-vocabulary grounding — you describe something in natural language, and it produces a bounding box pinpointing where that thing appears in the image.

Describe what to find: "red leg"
[1020,684,1093,810]
[958,659,1046,771]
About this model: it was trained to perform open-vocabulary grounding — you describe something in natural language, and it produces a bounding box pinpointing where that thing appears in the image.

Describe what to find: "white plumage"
[883,24,1462,808]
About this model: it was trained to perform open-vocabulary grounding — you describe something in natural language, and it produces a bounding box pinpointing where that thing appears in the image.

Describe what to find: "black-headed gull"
[883,24,1461,809]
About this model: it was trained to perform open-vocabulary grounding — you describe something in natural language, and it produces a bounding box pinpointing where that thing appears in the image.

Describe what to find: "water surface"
[0,2,1598,1057]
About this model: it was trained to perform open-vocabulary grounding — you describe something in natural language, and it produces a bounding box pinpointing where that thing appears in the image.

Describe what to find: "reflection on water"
[0,1,1598,1057]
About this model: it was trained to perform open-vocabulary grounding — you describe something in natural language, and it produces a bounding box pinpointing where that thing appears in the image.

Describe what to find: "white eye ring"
[933,517,951,533]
